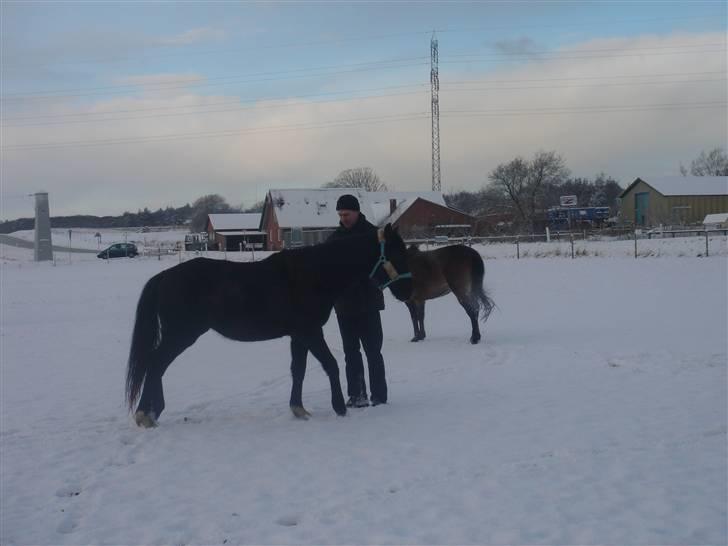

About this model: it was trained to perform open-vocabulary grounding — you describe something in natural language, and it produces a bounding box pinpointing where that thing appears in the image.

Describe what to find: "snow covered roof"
[622,176,728,197]
[703,212,728,225]
[377,198,419,226]
[266,189,446,228]
[208,213,261,231]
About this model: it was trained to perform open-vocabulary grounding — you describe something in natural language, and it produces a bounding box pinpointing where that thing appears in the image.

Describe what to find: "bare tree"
[680,147,728,176]
[488,151,569,230]
[190,194,233,232]
[488,156,530,224]
[323,167,388,191]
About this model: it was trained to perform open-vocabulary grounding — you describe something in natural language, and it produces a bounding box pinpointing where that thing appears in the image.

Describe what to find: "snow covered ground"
[7,227,189,251]
[1,238,726,545]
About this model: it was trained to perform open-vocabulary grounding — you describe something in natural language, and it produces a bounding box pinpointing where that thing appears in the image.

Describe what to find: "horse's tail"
[126,273,163,411]
[470,249,495,323]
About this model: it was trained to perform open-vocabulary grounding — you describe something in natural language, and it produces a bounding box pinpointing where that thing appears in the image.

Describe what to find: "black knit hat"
[336,194,360,211]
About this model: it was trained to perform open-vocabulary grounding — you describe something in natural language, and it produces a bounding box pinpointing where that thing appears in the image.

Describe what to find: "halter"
[369,229,413,290]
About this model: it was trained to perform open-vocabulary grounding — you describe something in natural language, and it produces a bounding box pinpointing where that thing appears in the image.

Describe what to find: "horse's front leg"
[406,301,421,342]
[417,301,426,341]
[304,328,347,417]
[289,336,311,419]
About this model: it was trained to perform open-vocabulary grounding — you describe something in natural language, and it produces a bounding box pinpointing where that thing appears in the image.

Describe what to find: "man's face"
[338,209,359,229]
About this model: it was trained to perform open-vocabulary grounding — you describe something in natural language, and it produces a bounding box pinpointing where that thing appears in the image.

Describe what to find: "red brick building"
[379,197,476,239]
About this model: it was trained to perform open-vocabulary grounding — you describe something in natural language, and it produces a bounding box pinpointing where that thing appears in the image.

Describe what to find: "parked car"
[97,243,138,259]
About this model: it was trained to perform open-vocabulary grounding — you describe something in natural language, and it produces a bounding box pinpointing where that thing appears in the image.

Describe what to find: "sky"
[1,1,726,219]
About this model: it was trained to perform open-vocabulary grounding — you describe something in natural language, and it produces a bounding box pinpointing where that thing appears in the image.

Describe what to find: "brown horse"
[405,244,494,344]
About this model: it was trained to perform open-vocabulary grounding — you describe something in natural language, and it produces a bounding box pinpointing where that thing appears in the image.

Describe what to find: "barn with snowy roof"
[206,213,265,251]
[619,176,728,227]
[260,189,475,250]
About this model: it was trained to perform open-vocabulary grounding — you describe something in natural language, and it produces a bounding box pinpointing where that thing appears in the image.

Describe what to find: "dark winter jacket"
[327,213,385,316]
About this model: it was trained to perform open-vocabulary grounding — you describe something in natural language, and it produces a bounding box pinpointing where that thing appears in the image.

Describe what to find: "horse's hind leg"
[302,329,346,417]
[289,336,311,419]
[456,296,481,344]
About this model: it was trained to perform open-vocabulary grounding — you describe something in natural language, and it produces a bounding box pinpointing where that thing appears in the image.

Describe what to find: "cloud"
[492,37,540,56]
[113,73,207,90]
[156,27,226,46]
[2,31,726,218]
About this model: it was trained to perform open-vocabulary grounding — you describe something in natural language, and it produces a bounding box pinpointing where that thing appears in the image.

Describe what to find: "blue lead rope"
[369,241,412,290]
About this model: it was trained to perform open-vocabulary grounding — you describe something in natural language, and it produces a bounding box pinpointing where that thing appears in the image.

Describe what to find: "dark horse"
[126,224,413,427]
[405,244,494,344]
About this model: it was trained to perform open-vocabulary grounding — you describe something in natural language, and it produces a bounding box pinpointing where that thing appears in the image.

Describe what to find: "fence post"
[570,233,575,259]
[179,246,182,263]
[546,227,551,243]
[158,244,161,261]
[516,236,520,259]
[705,230,709,257]
[633,230,637,259]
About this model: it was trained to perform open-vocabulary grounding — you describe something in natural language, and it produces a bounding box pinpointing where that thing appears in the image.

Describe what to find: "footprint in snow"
[57,513,79,534]
[275,514,300,527]
[55,485,82,498]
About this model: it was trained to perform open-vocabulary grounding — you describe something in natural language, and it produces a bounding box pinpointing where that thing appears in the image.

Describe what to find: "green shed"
[619,176,728,227]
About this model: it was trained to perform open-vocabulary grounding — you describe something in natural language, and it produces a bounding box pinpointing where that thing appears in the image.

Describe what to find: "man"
[327,194,387,407]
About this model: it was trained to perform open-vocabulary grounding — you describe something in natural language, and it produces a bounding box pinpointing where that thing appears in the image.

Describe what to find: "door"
[634,192,649,226]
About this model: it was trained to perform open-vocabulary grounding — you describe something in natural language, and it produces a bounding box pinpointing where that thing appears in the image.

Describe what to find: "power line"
[2,112,432,152]
[2,89,430,128]
[441,77,725,94]
[3,100,724,153]
[440,47,726,67]
[3,13,721,68]
[1,57,429,101]
[5,70,723,125]
[1,32,434,69]
[432,14,726,34]
[2,83,428,122]
[442,101,726,117]
[3,43,724,102]
[3,76,722,129]
[444,42,727,58]
[443,70,727,86]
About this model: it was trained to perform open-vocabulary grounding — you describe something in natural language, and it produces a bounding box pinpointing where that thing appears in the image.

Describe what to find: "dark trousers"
[336,311,387,402]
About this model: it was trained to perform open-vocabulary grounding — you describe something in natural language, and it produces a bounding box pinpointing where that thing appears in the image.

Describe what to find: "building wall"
[262,203,283,251]
[394,199,475,238]
[664,195,728,225]
[619,180,667,226]
[620,180,728,226]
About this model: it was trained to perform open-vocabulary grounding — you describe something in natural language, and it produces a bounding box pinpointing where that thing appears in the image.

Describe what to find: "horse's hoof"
[134,411,158,428]
[333,403,347,417]
[410,336,420,342]
[470,337,481,344]
[290,406,311,420]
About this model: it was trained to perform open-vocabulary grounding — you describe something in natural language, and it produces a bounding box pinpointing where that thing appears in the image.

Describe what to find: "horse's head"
[371,223,413,302]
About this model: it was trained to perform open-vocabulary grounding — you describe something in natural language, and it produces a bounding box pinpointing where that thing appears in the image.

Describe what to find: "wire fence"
[406,228,728,259]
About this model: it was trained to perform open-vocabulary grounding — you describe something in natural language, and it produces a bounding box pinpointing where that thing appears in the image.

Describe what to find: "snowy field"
[1,238,726,545]
[6,227,189,251]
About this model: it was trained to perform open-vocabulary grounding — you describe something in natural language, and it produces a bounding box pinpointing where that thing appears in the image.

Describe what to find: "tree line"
[2,148,723,234]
